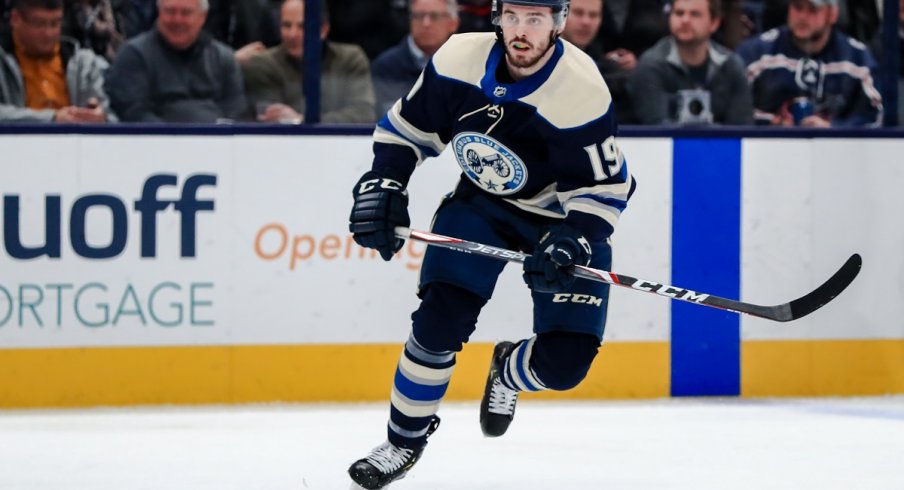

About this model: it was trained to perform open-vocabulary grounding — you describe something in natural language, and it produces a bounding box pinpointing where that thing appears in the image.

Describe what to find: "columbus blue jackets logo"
[452,132,527,196]
[795,57,824,97]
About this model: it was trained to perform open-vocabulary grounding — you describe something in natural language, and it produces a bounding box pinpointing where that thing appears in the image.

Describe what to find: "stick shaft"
[396,227,861,322]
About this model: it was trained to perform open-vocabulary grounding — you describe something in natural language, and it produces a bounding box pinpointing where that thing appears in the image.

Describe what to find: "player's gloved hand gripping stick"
[395,227,862,323]
[522,223,592,293]
[349,170,410,261]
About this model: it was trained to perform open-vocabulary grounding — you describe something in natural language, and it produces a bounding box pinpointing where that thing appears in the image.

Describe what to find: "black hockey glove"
[523,224,592,293]
[349,170,410,261]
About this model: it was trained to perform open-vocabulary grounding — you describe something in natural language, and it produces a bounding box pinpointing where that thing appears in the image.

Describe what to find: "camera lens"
[689,98,703,115]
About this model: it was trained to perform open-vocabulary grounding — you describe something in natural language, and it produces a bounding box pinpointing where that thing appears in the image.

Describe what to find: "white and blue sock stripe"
[390,353,454,417]
[501,337,548,392]
[387,334,455,447]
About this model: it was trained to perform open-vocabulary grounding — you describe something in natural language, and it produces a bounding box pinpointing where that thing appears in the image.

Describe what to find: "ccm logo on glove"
[357,178,405,194]
[349,170,411,261]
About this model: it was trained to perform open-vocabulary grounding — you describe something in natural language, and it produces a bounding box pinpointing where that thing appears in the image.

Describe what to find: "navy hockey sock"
[528,331,600,390]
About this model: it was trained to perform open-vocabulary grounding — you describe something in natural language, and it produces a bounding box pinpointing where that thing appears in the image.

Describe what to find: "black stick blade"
[785,253,862,321]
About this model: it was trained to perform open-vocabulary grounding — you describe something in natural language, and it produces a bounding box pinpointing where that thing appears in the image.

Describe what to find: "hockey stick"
[395,227,862,322]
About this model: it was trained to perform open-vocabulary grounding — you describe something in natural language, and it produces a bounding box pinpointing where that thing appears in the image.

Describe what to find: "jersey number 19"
[583,136,624,181]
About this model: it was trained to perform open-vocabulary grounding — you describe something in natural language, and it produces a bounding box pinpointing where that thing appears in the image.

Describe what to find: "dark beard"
[504,37,553,69]
[792,26,831,52]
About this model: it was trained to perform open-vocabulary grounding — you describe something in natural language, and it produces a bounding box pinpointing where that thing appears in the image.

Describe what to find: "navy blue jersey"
[736,27,882,127]
[371,32,635,242]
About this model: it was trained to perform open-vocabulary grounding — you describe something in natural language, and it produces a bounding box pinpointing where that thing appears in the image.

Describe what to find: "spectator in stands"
[326,0,408,60]
[599,0,669,61]
[371,0,458,118]
[561,0,636,123]
[241,0,374,123]
[737,0,881,127]
[203,0,281,63]
[0,0,114,122]
[711,0,750,50]
[62,0,126,60]
[104,0,245,122]
[456,0,490,32]
[119,0,156,38]
[837,0,879,44]
[629,0,752,125]
[758,0,879,44]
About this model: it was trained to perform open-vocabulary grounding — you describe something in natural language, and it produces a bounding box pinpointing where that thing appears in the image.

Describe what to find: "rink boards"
[0,133,901,407]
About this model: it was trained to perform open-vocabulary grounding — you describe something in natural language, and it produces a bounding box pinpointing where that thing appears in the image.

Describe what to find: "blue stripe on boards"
[671,139,741,397]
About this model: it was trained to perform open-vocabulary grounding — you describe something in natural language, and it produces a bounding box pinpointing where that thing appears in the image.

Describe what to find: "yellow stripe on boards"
[0,342,669,408]
[742,339,904,397]
[3,340,902,408]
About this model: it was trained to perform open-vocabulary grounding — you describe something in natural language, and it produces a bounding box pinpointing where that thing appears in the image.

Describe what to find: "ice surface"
[0,397,902,489]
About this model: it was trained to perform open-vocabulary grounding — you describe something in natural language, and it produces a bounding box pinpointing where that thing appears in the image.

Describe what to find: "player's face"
[157,0,207,50]
[499,4,560,70]
[668,0,719,47]
[410,0,460,56]
[562,0,602,50]
[787,0,837,44]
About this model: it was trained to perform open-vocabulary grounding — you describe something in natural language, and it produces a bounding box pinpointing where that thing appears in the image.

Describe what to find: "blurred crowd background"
[0,0,898,127]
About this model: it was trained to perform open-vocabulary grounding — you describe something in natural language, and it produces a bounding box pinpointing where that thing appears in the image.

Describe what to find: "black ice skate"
[348,416,440,489]
[479,341,519,437]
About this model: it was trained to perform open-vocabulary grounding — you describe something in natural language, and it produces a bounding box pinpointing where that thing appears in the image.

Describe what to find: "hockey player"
[347,0,635,488]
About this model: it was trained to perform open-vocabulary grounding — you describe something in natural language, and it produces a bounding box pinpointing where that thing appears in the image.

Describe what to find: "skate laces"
[487,377,519,415]
[364,442,415,474]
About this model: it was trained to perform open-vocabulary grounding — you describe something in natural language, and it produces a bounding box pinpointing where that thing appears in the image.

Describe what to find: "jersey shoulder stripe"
[431,32,497,87]
[520,40,613,129]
